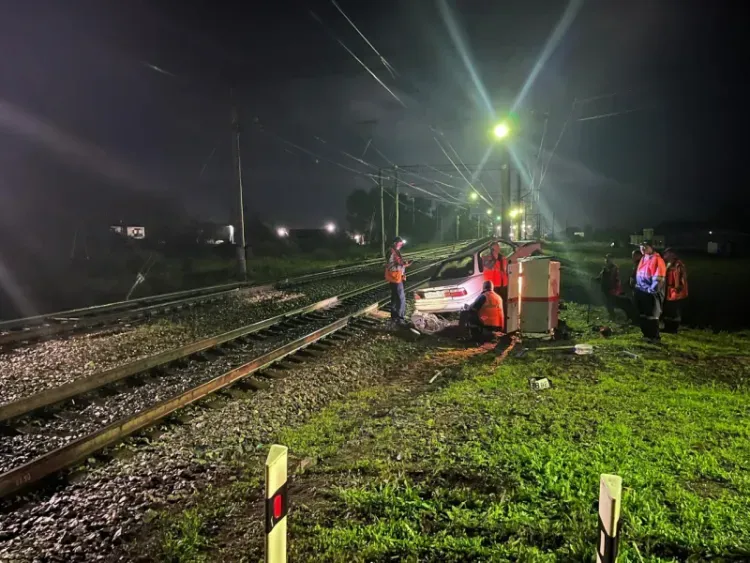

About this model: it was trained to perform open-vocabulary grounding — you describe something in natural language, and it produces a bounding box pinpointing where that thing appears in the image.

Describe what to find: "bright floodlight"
[493,122,510,139]
[469,191,479,201]
[277,227,289,238]
[486,208,492,215]
[325,222,336,233]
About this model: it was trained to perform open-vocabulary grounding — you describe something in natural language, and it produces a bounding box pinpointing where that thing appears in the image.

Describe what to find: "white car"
[413,239,542,314]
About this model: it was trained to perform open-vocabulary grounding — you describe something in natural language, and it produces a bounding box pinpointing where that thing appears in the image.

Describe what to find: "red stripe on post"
[522,296,560,303]
[274,494,283,519]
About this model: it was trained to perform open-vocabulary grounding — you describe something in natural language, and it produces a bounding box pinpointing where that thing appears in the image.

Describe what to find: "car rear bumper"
[414,295,477,314]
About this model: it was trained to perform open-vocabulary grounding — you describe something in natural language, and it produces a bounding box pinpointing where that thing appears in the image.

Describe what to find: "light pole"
[492,121,513,239]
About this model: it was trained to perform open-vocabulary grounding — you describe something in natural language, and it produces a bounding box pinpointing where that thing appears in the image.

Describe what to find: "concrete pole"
[230,89,247,280]
[394,166,399,237]
[379,169,385,258]
[500,149,511,239]
[515,170,522,240]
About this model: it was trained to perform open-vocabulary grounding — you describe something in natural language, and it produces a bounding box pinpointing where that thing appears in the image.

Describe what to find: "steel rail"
[0,261,438,423]
[0,277,432,498]
[0,241,472,343]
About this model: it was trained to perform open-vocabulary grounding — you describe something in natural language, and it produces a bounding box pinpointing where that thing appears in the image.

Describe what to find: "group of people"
[596,240,688,342]
[385,237,507,338]
[386,235,688,343]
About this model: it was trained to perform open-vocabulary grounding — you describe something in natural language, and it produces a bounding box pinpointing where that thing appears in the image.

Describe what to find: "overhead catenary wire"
[310,9,493,203]
[257,121,462,207]
[370,144,468,199]
[441,135,494,203]
[308,134,463,206]
[330,0,398,78]
[309,10,406,108]
[434,136,493,208]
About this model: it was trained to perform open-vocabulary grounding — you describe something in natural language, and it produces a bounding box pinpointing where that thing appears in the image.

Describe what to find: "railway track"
[0,241,473,348]
[0,254,454,498]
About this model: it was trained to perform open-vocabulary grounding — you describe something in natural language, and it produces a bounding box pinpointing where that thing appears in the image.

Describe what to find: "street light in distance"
[493,122,511,140]
[469,191,479,201]
[324,222,336,233]
[276,227,289,238]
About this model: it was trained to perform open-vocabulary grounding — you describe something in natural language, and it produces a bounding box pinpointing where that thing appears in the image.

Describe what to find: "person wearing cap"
[662,248,688,333]
[482,242,508,294]
[464,279,504,340]
[384,236,412,325]
[594,254,623,320]
[634,240,667,341]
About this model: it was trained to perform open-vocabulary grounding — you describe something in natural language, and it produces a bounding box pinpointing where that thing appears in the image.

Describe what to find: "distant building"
[653,221,750,256]
[629,228,665,248]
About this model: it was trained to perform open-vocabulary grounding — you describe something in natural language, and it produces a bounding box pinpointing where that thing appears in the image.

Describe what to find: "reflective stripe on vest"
[478,290,504,329]
[482,255,508,287]
[666,261,688,301]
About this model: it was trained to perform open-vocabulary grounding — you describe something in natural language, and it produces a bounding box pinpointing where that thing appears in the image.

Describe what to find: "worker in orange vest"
[482,242,508,304]
[465,280,504,340]
[384,236,412,326]
[662,248,688,333]
[634,240,667,341]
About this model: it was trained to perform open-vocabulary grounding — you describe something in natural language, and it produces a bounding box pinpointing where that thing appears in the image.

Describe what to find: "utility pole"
[515,170,522,240]
[394,166,399,237]
[230,89,247,281]
[500,151,511,239]
[379,168,385,258]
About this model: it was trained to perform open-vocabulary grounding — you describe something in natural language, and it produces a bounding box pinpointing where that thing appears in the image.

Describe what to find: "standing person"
[633,240,667,341]
[662,248,688,333]
[629,249,643,290]
[594,254,623,320]
[384,236,412,326]
[627,249,643,322]
[482,241,508,303]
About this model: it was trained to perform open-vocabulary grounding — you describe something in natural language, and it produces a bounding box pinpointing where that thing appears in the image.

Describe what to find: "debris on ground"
[428,369,446,384]
[529,376,552,391]
[535,343,594,356]
[410,312,456,334]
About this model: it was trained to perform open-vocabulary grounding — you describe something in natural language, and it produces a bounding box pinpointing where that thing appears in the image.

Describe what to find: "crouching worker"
[461,280,504,341]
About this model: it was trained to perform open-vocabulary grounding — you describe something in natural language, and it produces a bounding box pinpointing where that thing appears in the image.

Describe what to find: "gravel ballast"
[0,285,398,475]
[0,325,425,562]
[0,272,383,405]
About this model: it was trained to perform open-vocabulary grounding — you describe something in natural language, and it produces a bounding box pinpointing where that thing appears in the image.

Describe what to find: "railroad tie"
[261,368,288,379]
[235,378,271,391]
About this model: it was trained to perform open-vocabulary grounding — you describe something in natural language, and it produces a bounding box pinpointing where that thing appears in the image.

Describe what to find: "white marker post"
[265,445,289,563]
[597,474,622,563]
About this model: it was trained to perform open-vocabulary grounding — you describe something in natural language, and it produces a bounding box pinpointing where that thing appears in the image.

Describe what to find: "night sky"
[0,0,744,244]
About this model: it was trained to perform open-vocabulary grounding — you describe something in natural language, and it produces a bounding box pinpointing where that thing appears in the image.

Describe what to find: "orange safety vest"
[482,254,508,288]
[478,290,504,330]
[384,247,404,283]
[666,260,688,301]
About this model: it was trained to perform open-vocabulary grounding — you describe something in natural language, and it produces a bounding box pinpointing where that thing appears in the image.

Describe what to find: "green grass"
[276,306,750,562]
[160,509,213,563]
[146,241,750,562]
[543,241,750,330]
